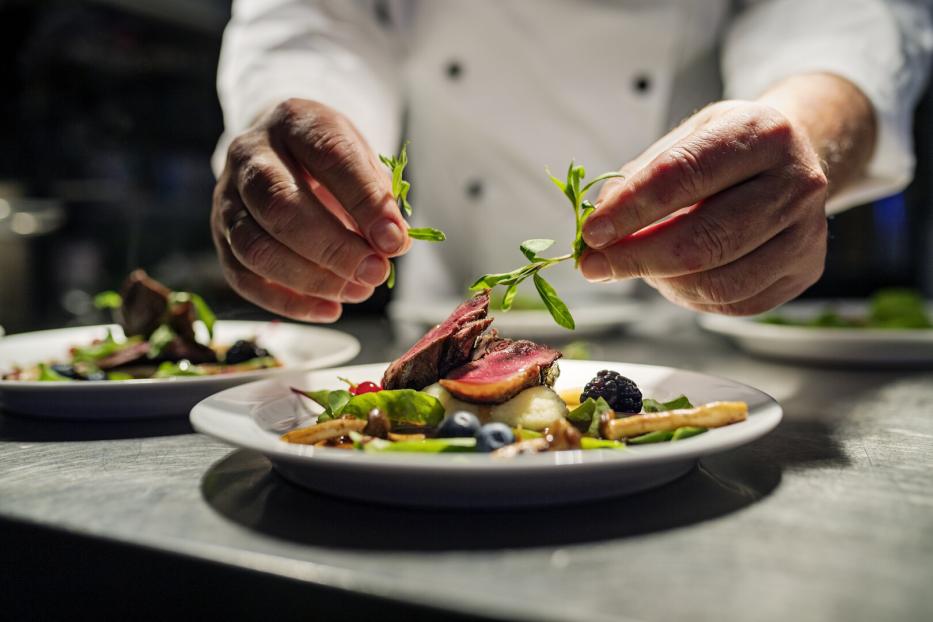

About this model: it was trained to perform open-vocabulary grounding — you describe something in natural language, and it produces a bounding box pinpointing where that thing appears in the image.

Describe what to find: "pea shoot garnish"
[379,142,446,288]
[469,162,623,329]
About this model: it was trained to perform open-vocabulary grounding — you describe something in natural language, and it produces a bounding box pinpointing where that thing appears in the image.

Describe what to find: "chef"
[211,0,932,323]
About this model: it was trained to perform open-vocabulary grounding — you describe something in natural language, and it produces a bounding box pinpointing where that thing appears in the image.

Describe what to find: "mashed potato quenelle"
[488,385,568,431]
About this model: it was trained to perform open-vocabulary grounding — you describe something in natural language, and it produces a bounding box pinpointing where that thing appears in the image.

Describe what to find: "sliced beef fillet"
[95,341,151,370]
[160,337,217,364]
[382,291,490,390]
[439,340,562,404]
[117,269,170,338]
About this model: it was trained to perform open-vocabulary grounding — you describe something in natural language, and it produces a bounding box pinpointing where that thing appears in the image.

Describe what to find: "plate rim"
[190,360,783,472]
[0,320,361,390]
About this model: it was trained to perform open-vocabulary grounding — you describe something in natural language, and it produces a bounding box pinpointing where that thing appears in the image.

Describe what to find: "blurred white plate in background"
[0,320,360,419]
[698,300,933,365]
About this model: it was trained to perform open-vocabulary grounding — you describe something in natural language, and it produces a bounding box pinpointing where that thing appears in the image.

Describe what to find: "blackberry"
[224,339,269,365]
[581,370,642,413]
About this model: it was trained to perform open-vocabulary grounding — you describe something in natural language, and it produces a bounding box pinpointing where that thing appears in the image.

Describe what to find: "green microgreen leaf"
[387,261,396,289]
[500,282,519,311]
[580,171,624,197]
[407,227,446,242]
[533,273,575,330]
[520,238,555,261]
[468,159,620,330]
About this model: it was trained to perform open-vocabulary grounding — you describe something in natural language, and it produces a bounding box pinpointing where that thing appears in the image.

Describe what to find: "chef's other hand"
[579,98,835,316]
[212,98,410,322]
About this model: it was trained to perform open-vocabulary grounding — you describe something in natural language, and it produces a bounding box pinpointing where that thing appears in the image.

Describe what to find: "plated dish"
[192,292,782,506]
[0,320,360,420]
[700,294,933,366]
[3,270,281,382]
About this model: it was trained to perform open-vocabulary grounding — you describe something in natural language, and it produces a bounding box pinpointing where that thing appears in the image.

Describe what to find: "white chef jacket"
[214,0,933,304]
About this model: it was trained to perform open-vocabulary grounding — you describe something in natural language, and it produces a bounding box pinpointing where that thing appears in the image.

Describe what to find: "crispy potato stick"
[600,401,748,440]
[281,417,366,445]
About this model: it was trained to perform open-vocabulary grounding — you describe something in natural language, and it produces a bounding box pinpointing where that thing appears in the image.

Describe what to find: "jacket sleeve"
[213,0,404,176]
[722,0,933,213]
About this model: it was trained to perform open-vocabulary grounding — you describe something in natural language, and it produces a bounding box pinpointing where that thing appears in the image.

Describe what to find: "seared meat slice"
[117,270,170,338]
[167,300,198,342]
[382,291,490,390]
[95,341,151,370]
[440,340,562,404]
[160,337,217,364]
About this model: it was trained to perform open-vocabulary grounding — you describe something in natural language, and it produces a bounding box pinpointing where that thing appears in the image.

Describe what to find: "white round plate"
[698,300,933,366]
[190,360,782,508]
[0,321,360,419]
[388,298,645,340]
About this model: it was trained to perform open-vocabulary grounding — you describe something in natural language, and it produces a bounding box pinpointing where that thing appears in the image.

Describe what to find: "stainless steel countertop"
[2,305,932,621]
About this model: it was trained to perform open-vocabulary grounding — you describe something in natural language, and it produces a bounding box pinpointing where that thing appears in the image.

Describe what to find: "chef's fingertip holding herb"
[212,2,930,324]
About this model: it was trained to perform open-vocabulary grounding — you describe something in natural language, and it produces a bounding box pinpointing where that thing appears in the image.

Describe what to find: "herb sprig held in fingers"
[379,142,446,288]
[469,162,623,329]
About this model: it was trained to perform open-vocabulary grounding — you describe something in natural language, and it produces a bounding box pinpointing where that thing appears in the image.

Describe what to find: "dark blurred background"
[0,0,930,334]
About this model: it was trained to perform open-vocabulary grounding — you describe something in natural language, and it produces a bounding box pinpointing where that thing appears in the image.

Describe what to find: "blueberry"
[475,423,515,453]
[51,364,80,379]
[436,410,482,438]
[83,369,107,381]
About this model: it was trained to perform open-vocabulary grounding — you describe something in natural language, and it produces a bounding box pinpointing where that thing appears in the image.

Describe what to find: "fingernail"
[583,216,616,249]
[371,219,405,254]
[342,281,371,302]
[581,253,612,282]
[355,255,388,286]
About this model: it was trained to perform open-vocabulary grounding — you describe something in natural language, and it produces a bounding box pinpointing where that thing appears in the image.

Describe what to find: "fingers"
[579,174,797,281]
[226,134,390,287]
[645,221,825,308]
[211,206,344,323]
[679,270,822,317]
[222,198,374,304]
[269,99,411,256]
[584,103,795,249]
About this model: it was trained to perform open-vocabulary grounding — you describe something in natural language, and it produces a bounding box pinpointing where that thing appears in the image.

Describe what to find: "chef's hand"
[211,98,409,322]
[579,74,875,315]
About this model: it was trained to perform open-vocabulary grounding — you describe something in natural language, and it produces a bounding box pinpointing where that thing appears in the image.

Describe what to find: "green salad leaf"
[470,160,624,329]
[93,290,122,309]
[294,388,445,427]
[342,389,445,427]
[642,395,694,413]
[37,363,72,382]
[154,360,204,377]
[147,324,176,359]
[672,426,707,441]
[567,396,613,436]
[628,430,675,444]
[379,142,447,288]
[868,288,931,329]
[71,331,140,364]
